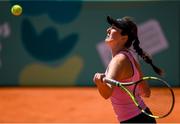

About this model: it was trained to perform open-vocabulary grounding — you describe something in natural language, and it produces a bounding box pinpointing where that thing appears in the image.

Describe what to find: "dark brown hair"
[107,16,164,75]
[124,17,163,75]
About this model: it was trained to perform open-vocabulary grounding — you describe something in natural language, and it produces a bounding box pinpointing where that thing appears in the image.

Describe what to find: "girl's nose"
[107,27,111,33]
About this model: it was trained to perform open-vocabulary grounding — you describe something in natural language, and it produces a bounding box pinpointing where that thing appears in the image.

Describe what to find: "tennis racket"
[103,76,175,119]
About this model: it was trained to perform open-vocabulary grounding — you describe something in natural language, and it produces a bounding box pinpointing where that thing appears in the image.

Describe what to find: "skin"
[93,25,150,99]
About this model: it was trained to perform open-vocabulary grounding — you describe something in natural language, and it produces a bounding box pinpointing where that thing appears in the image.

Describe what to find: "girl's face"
[105,25,127,48]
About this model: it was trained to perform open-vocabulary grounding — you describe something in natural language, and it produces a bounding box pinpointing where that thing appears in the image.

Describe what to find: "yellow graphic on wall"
[19,56,83,86]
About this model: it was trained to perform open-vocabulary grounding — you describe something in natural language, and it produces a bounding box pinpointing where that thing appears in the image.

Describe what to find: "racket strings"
[135,79,174,118]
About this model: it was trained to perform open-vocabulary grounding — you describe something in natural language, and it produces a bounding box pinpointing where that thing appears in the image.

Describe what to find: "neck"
[111,46,127,57]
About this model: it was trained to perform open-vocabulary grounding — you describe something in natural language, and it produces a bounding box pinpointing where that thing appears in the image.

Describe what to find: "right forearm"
[95,82,113,99]
[93,73,113,99]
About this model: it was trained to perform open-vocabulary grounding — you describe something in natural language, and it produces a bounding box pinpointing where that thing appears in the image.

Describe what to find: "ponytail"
[133,37,164,76]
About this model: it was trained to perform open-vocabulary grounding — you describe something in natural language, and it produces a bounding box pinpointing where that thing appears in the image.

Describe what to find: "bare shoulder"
[107,53,130,80]
[110,53,128,65]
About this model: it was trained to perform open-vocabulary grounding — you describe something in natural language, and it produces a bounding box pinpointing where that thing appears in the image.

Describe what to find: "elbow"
[103,95,110,99]
[142,93,150,98]
[141,91,151,98]
[103,96,110,99]
[101,93,111,99]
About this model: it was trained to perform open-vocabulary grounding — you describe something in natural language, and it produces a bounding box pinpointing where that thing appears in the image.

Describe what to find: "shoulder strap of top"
[119,50,140,81]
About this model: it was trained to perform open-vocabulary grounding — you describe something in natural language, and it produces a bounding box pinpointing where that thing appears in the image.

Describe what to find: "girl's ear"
[121,35,128,42]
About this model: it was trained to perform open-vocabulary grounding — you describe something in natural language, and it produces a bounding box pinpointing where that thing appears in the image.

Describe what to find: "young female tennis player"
[93,16,163,123]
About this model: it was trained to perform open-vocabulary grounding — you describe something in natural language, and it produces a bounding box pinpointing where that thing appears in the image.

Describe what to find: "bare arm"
[93,54,127,99]
[93,73,113,99]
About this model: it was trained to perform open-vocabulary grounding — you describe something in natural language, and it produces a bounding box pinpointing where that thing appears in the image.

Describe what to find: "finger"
[93,73,99,82]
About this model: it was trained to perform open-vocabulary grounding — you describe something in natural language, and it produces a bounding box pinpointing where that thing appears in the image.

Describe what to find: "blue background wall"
[0,1,179,86]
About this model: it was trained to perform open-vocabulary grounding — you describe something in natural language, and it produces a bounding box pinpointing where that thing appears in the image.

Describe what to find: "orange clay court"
[0,87,179,123]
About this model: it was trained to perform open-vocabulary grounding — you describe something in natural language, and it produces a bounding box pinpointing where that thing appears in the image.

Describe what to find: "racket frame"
[104,76,175,119]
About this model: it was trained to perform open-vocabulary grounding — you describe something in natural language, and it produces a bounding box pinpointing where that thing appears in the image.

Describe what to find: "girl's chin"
[105,38,110,42]
[105,39,112,43]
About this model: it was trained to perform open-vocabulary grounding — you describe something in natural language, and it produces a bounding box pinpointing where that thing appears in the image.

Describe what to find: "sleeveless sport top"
[107,50,147,122]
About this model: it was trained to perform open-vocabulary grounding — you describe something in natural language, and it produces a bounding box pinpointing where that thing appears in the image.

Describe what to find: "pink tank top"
[108,50,147,122]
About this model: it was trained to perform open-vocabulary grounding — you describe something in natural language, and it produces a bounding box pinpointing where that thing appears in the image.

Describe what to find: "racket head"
[133,76,175,119]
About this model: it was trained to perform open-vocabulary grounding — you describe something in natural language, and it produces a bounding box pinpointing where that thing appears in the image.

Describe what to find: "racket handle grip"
[103,77,121,86]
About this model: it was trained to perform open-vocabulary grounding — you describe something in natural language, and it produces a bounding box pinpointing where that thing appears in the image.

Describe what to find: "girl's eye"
[112,26,116,29]
[112,26,118,30]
